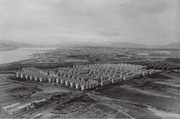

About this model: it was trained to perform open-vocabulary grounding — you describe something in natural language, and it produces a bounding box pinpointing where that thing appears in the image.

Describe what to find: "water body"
[0,47,57,64]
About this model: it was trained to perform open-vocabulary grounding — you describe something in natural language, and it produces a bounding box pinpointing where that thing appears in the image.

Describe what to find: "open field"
[96,72,180,116]
[0,77,37,106]
[88,93,161,119]
[0,73,77,118]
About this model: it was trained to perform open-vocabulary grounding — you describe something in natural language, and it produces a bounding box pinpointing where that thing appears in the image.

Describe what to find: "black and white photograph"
[0,0,179,118]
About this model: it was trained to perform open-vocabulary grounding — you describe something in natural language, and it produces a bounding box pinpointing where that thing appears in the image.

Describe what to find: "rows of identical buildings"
[16,63,161,91]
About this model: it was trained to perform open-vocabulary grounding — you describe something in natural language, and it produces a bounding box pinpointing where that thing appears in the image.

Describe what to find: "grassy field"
[0,73,76,118]
[0,77,35,107]
[98,83,180,114]
[96,72,180,116]
[89,93,161,119]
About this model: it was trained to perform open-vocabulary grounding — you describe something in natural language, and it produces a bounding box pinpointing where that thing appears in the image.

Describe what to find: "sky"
[0,0,179,45]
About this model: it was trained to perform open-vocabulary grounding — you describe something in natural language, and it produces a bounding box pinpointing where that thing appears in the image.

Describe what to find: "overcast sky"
[0,0,179,45]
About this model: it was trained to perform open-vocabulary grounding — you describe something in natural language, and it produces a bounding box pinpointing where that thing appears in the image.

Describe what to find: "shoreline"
[0,47,58,65]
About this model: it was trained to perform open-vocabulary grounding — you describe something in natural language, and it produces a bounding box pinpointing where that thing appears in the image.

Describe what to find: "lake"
[0,47,57,64]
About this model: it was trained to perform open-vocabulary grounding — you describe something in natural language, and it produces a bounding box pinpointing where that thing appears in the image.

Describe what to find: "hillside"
[107,42,180,49]
[107,42,150,48]
[0,40,36,51]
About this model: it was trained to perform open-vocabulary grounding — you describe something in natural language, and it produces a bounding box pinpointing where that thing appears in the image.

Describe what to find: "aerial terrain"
[0,43,180,119]
[0,0,179,118]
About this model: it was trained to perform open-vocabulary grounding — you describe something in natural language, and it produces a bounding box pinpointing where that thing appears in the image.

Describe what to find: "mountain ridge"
[69,41,180,49]
[106,41,180,49]
[0,40,37,51]
[0,40,179,49]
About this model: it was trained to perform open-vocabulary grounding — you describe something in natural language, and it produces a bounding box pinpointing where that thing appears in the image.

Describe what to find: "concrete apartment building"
[16,63,161,91]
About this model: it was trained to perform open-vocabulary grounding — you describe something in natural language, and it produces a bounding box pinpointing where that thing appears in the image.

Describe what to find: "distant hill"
[0,40,36,51]
[106,42,180,49]
[107,42,150,48]
[1,40,178,50]
[161,42,180,49]
[70,41,98,47]
[46,41,98,47]
[57,41,180,49]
